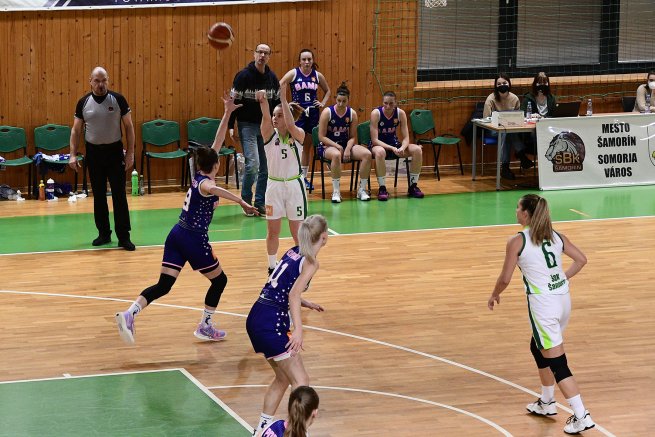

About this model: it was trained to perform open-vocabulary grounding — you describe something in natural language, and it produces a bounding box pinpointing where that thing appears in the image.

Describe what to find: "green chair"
[187,117,238,189]
[309,126,360,199]
[141,119,188,194]
[34,123,87,193]
[0,126,34,196]
[409,108,463,181]
[357,121,409,189]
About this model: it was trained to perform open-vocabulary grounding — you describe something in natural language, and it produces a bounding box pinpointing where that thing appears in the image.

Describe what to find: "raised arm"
[256,90,274,140]
[211,93,242,150]
[488,234,522,310]
[280,90,305,144]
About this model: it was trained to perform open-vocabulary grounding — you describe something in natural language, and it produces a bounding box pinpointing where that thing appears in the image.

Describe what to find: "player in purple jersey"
[259,386,319,437]
[246,215,327,436]
[318,82,372,203]
[115,96,258,345]
[370,91,424,200]
[279,49,331,191]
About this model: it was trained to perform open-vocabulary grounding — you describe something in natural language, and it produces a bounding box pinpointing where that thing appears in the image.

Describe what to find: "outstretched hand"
[241,201,260,216]
[223,92,242,113]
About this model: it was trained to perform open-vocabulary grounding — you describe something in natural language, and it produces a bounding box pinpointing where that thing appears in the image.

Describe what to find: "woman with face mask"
[521,72,558,160]
[632,70,655,113]
[483,74,528,180]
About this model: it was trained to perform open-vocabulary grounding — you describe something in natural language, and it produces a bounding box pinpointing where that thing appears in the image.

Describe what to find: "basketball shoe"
[526,398,557,416]
[115,311,135,345]
[194,323,227,341]
[564,411,595,434]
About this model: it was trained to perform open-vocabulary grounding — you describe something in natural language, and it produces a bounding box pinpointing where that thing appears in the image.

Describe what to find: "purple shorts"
[161,224,219,272]
[295,106,319,134]
[246,300,291,360]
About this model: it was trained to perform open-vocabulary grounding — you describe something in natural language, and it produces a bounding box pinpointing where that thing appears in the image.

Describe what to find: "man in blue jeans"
[228,43,280,216]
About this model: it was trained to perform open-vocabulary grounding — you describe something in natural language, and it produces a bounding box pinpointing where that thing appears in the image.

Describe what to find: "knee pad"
[530,338,550,369]
[140,273,176,304]
[548,354,573,383]
[205,271,227,308]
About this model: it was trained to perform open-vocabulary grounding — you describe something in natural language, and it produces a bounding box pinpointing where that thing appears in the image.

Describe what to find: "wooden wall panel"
[0,1,642,192]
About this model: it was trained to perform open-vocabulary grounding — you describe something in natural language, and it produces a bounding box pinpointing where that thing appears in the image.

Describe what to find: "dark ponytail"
[283,386,319,437]
[336,81,350,97]
[195,146,219,174]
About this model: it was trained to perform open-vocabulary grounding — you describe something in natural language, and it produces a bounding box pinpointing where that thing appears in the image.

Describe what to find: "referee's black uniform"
[75,91,132,246]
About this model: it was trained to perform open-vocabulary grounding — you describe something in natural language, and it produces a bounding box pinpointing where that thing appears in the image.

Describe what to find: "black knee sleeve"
[140,273,176,304]
[548,354,573,383]
[530,337,550,369]
[205,271,227,308]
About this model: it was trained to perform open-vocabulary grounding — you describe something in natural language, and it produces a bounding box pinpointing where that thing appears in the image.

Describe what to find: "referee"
[69,66,136,251]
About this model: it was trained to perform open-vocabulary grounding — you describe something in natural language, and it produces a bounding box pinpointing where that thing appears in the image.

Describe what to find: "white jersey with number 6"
[517,228,569,295]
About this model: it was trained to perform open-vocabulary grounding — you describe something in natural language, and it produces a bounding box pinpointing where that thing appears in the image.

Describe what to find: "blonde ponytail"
[520,194,553,245]
[283,386,319,437]
[298,215,328,264]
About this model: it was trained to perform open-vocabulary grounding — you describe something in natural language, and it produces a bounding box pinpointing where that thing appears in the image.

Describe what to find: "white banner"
[0,0,318,12]
[537,113,655,190]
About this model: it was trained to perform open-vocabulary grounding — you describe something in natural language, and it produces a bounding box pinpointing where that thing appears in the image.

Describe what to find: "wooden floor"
[0,172,651,436]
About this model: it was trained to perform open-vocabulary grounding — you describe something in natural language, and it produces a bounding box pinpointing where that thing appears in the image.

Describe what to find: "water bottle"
[131,169,139,196]
[526,102,533,122]
[586,98,593,116]
[38,180,45,201]
[236,153,245,185]
[46,178,55,200]
[645,93,651,114]
[139,175,145,196]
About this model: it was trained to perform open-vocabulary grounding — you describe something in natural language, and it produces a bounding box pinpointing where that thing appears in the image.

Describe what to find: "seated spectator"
[633,70,655,113]
[521,72,557,156]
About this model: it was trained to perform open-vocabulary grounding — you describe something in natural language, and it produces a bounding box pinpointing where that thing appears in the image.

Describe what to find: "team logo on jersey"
[330,119,336,124]
[108,106,114,112]
[311,77,316,82]
[393,118,398,124]
[345,117,350,123]
[544,131,585,172]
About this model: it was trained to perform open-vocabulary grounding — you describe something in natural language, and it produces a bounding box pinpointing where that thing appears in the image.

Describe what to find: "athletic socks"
[267,254,277,270]
[541,385,555,403]
[301,166,308,178]
[201,308,215,326]
[332,178,340,193]
[253,413,274,436]
[128,301,142,318]
[377,176,385,188]
[359,178,368,191]
[567,394,586,419]
[410,173,420,185]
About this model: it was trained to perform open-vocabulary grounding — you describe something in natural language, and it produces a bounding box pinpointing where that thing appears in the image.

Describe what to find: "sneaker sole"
[193,331,227,341]
[526,407,557,416]
[115,313,135,345]
[564,424,595,435]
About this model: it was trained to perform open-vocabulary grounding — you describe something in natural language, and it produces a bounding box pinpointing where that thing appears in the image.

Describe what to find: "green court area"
[0,369,251,437]
[1,185,654,254]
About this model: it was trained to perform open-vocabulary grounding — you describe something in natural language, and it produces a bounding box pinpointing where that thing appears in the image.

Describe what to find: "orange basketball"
[208,22,234,50]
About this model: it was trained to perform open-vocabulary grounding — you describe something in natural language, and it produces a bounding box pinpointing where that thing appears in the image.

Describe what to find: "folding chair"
[0,126,33,196]
[409,108,463,181]
[34,124,87,193]
[140,119,188,194]
[187,117,239,189]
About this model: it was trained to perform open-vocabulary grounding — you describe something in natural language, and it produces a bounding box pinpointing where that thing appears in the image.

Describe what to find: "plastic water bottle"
[526,102,533,122]
[236,153,245,184]
[139,175,145,196]
[586,98,593,116]
[38,180,45,201]
[645,93,651,114]
[46,178,55,200]
[131,169,139,196]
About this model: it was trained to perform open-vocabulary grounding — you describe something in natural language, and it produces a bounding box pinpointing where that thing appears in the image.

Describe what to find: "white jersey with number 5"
[264,129,303,180]
[517,228,569,295]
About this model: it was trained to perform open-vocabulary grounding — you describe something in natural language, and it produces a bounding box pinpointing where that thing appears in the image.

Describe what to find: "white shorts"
[526,293,571,350]
[265,179,307,220]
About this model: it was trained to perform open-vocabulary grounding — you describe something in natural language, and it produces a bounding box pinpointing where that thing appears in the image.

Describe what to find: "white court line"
[0,367,182,385]
[327,227,339,235]
[209,384,513,436]
[569,208,591,217]
[178,369,252,433]
[1,214,653,257]
[0,289,615,436]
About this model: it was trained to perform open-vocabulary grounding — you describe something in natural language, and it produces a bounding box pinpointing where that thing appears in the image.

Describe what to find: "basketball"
[207,22,234,50]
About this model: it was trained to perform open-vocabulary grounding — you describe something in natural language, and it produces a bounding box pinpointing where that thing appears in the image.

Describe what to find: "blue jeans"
[238,121,267,206]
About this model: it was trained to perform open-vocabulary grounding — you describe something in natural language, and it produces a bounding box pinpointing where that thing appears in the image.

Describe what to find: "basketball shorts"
[295,107,319,134]
[369,139,401,159]
[317,139,348,159]
[526,293,571,350]
[161,224,219,272]
[246,301,292,361]
[265,179,307,220]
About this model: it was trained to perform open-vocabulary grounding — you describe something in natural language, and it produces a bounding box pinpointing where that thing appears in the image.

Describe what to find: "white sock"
[410,173,420,185]
[541,385,555,403]
[301,166,308,178]
[359,178,368,191]
[377,176,385,188]
[254,413,274,435]
[201,308,214,326]
[128,301,142,318]
[332,178,340,193]
[566,394,586,419]
[267,254,277,270]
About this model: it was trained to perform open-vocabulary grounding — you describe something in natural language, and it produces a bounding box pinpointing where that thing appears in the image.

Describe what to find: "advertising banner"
[537,114,655,190]
[0,0,317,12]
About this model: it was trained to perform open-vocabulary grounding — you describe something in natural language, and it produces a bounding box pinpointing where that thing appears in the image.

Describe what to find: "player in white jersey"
[488,194,595,435]
[256,88,308,274]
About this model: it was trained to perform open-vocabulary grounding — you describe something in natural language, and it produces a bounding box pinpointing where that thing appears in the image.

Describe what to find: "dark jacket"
[521,92,557,117]
[228,61,280,129]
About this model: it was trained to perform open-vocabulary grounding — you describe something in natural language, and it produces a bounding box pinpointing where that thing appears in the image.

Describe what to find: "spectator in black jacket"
[228,43,280,216]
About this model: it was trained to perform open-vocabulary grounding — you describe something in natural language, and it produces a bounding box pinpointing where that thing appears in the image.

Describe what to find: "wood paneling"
[0,2,645,192]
